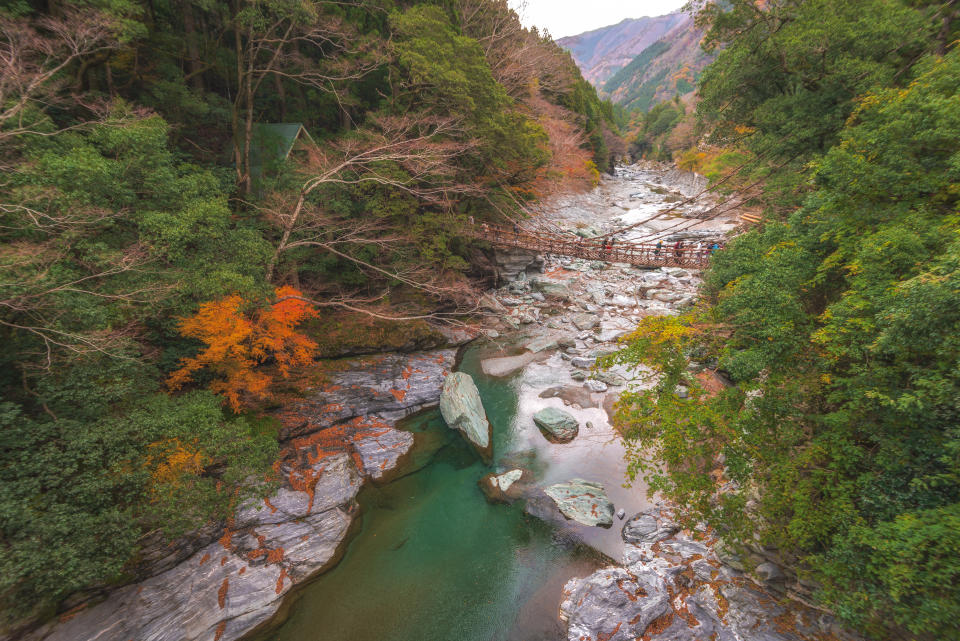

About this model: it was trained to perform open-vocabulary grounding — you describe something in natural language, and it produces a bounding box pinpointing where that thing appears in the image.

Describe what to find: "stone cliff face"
[23,349,459,641]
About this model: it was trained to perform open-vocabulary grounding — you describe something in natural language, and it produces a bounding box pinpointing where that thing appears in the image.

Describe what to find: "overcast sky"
[508,0,690,38]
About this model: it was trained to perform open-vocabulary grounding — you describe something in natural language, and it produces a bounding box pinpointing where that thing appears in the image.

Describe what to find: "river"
[263,343,629,641]
[259,164,736,641]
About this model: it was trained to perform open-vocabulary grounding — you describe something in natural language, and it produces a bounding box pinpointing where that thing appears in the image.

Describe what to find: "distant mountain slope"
[556,13,688,86]
[559,12,713,112]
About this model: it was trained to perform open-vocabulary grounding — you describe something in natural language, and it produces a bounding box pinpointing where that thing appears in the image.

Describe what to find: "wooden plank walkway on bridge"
[465,223,715,269]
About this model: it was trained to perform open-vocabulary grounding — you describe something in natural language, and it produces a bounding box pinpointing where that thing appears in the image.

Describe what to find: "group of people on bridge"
[650,239,722,260]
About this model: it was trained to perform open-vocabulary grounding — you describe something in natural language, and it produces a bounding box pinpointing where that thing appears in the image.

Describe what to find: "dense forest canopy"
[614,1,960,639]
[0,0,620,627]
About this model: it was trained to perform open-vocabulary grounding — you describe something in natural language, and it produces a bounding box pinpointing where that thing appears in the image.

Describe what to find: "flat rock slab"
[532,407,580,442]
[621,512,680,545]
[544,479,614,527]
[481,351,545,377]
[570,356,597,369]
[539,386,599,409]
[352,429,415,480]
[531,277,573,300]
[524,333,561,353]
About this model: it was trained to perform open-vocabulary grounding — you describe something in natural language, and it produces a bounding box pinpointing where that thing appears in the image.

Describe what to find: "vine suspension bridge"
[465,223,715,269]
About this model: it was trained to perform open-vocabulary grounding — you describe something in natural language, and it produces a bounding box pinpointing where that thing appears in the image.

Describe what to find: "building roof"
[249,123,313,178]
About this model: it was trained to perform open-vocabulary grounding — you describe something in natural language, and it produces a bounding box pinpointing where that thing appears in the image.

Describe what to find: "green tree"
[614,50,960,639]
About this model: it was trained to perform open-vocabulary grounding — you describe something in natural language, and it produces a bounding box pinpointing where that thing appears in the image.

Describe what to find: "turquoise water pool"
[261,345,617,641]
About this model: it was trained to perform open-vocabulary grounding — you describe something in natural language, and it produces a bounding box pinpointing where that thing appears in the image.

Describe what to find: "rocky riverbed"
[472,164,853,641]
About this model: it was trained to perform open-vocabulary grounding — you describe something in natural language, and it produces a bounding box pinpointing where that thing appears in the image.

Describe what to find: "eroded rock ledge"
[25,349,457,641]
[560,508,853,641]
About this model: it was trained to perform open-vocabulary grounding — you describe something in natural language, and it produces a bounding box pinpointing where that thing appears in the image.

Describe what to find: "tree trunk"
[937,1,958,56]
[181,0,205,91]
[275,74,287,121]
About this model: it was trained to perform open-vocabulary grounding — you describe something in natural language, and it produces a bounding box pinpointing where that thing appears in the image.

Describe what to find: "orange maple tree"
[167,286,318,411]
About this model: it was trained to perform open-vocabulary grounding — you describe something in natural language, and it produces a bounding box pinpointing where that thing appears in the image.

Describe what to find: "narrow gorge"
[25,165,849,641]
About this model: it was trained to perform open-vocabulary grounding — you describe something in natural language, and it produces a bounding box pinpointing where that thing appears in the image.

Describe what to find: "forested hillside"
[557,13,688,86]
[559,12,712,112]
[0,0,619,628]
[600,15,712,112]
[613,1,960,639]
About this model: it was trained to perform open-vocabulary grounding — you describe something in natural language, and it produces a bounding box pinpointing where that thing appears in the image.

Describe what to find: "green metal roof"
[248,123,312,179]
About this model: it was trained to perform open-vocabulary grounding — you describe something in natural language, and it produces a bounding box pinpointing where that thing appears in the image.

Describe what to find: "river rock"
[570,356,596,369]
[479,293,507,313]
[755,562,786,586]
[621,512,681,544]
[351,429,415,481]
[480,351,543,377]
[647,288,685,303]
[479,469,528,503]
[439,372,492,459]
[530,277,573,301]
[559,567,671,641]
[524,334,559,353]
[570,313,599,331]
[492,247,543,282]
[564,507,847,641]
[585,379,607,393]
[544,479,614,527]
[279,350,456,440]
[594,370,626,386]
[532,407,579,442]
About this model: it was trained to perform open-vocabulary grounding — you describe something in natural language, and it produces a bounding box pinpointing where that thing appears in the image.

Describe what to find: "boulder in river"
[570,356,596,369]
[560,567,671,641]
[478,469,528,503]
[524,334,559,353]
[570,313,599,331]
[532,407,579,442]
[530,277,573,301]
[439,372,492,461]
[621,512,680,544]
[585,379,608,393]
[544,479,614,527]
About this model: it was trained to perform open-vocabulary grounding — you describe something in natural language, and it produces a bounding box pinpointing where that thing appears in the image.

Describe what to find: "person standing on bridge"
[655,240,662,257]
[674,240,683,258]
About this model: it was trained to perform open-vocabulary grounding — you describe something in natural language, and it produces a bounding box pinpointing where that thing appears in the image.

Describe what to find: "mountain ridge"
[558,11,713,111]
